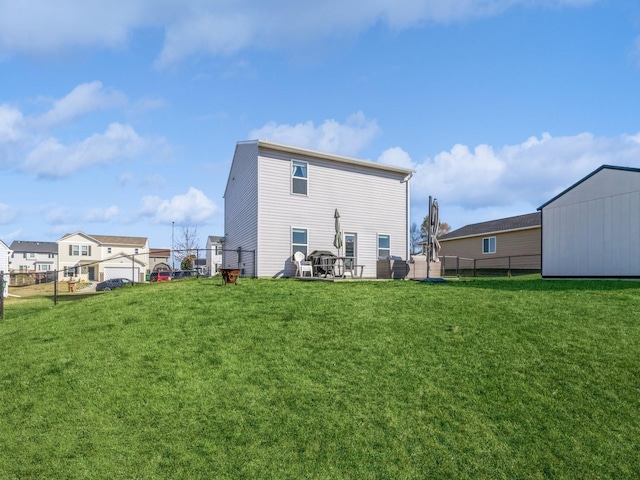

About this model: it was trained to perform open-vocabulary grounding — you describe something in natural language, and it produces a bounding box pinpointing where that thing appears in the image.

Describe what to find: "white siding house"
[223,140,413,278]
[8,241,58,276]
[57,233,150,282]
[538,165,640,278]
[1,240,10,297]
[205,236,224,275]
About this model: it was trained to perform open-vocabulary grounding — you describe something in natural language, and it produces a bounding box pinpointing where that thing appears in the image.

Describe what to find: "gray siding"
[541,168,640,277]
[223,142,259,275]
[256,146,409,277]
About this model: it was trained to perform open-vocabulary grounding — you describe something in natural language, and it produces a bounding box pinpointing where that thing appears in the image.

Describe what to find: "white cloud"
[140,187,218,224]
[0,0,598,67]
[249,112,381,156]
[23,123,146,178]
[45,207,72,225]
[0,202,16,224]
[85,205,120,222]
[378,147,414,170]
[0,104,24,143]
[408,131,640,229]
[35,81,127,127]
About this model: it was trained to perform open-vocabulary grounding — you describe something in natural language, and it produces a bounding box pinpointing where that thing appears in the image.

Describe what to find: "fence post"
[1,270,4,320]
[473,259,477,277]
[54,270,58,306]
[508,256,511,278]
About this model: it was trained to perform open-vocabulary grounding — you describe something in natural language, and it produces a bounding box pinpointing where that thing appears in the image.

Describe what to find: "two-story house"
[205,235,224,275]
[8,241,58,279]
[223,140,413,278]
[57,233,149,282]
[149,248,172,273]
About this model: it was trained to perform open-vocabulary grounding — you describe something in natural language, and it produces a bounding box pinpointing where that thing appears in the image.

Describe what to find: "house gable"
[538,165,640,278]
[224,140,413,278]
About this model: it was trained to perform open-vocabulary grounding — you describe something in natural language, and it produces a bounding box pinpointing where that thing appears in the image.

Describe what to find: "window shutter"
[88,246,92,256]
[69,245,73,256]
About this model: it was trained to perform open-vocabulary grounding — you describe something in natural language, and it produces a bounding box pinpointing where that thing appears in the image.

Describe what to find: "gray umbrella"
[333,208,343,254]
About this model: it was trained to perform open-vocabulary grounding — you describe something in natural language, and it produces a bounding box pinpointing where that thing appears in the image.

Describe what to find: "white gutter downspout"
[402,173,414,263]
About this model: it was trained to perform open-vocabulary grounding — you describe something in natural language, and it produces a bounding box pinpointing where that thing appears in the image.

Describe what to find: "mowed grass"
[1,277,639,479]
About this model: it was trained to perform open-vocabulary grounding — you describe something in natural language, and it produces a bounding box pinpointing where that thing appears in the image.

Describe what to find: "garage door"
[104,267,140,282]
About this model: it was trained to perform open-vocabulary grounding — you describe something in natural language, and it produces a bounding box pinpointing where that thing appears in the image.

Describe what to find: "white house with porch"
[223,140,413,278]
[57,233,149,282]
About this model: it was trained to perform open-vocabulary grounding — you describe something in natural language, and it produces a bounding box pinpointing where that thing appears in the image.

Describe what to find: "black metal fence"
[440,254,541,278]
[221,248,256,278]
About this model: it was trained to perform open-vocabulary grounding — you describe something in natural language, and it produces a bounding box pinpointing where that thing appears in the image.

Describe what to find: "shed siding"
[439,228,541,269]
[223,142,259,275]
[257,146,408,277]
[541,168,640,277]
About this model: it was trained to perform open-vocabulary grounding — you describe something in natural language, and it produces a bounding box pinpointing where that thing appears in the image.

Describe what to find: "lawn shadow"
[436,277,640,292]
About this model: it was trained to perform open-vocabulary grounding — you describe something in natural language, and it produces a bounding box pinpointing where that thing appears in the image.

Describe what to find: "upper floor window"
[483,236,496,254]
[29,252,36,258]
[292,227,308,257]
[48,253,55,259]
[292,160,308,195]
[81,245,91,256]
[378,234,390,260]
[71,245,80,256]
[107,247,112,254]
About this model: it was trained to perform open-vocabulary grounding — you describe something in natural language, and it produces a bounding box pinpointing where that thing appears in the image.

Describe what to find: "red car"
[150,271,172,282]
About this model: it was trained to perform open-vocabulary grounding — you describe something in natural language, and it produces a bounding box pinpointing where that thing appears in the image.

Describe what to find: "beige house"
[57,233,149,282]
[149,248,172,273]
[437,212,541,272]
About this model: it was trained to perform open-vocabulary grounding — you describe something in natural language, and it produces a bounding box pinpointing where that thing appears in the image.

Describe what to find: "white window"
[71,245,79,256]
[377,234,390,260]
[292,228,308,257]
[483,237,496,254]
[135,248,139,254]
[291,160,308,195]
[107,247,112,254]
[29,252,36,258]
[81,245,91,256]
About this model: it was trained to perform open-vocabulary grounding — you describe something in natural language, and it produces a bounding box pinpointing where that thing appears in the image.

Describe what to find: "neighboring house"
[538,165,640,278]
[437,212,541,271]
[57,233,149,282]
[149,248,172,272]
[223,140,413,278]
[8,241,58,278]
[205,235,224,275]
[1,239,9,298]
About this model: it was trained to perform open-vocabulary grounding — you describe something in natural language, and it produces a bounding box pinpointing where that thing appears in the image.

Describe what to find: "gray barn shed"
[538,165,640,278]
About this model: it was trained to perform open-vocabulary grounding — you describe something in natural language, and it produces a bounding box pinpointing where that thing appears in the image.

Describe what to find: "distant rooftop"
[439,212,541,241]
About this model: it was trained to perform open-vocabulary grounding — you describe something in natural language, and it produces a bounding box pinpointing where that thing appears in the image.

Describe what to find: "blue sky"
[2,0,640,249]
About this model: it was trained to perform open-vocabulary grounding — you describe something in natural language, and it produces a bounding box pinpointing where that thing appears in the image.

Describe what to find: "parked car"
[149,271,172,282]
[172,270,198,279]
[96,278,132,291]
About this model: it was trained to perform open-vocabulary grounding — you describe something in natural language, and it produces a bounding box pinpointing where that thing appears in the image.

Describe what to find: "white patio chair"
[293,251,313,277]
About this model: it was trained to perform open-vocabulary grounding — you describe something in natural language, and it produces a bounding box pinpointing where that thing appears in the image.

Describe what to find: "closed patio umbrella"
[333,208,343,255]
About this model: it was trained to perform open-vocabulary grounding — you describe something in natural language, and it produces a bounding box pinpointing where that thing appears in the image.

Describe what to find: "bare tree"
[420,216,451,238]
[410,222,423,254]
[174,225,200,270]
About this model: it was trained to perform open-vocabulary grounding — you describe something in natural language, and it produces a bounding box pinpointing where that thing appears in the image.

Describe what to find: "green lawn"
[1,277,639,479]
